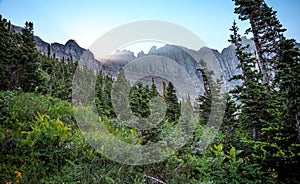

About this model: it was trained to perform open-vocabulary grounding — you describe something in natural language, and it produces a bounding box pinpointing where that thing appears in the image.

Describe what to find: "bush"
[0,91,78,183]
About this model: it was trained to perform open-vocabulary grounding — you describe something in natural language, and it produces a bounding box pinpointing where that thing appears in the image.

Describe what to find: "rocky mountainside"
[10,24,100,70]
[12,24,258,98]
[34,37,100,70]
[99,41,252,95]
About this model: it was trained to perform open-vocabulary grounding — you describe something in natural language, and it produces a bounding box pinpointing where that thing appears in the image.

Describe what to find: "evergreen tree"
[229,21,264,139]
[165,81,180,122]
[39,53,77,100]
[276,38,300,143]
[95,71,105,115]
[0,18,46,92]
[267,38,300,181]
[220,94,241,148]
[47,43,51,58]
[0,15,14,90]
[195,59,226,148]
[195,60,213,125]
[151,77,159,97]
[101,75,115,117]
[162,80,167,99]
[129,82,151,118]
[229,20,283,143]
[231,1,300,180]
[16,22,45,91]
[233,0,286,86]
[111,70,131,120]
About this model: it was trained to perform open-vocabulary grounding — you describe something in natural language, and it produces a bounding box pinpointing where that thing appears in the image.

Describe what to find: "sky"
[0,0,299,54]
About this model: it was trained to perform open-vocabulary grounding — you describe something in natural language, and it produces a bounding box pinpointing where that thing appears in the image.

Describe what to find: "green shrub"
[21,113,84,182]
[0,91,78,183]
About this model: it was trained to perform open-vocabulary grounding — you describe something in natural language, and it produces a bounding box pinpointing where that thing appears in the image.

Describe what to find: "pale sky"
[0,0,299,53]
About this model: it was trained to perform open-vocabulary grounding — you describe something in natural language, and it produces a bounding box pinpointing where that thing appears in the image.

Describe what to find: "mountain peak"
[148,45,157,54]
[65,39,80,47]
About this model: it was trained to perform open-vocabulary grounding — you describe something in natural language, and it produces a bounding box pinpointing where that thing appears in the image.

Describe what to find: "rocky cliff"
[99,42,248,95]
[12,24,258,98]
[34,36,247,97]
[10,24,100,70]
[34,38,100,70]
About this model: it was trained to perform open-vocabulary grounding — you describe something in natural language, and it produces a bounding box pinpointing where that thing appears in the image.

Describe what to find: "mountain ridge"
[11,24,259,96]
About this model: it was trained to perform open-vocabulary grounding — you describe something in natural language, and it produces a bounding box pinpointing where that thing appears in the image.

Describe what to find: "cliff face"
[100,50,136,77]
[147,45,206,94]
[35,37,101,71]
[49,40,84,61]
[100,43,248,94]
[33,34,248,96]
[11,24,256,96]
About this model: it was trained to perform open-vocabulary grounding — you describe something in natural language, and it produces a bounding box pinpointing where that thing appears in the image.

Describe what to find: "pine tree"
[47,44,51,58]
[195,60,213,125]
[276,38,300,143]
[95,71,116,117]
[151,77,159,97]
[233,0,286,86]
[111,70,131,120]
[0,15,14,90]
[101,75,115,117]
[129,82,151,118]
[231,1,300,180]
[16,22,45,91]
[195,59,226,138]
[39,53,77,100]
[220,94,241,147]
[228,20,274,140]
[165,81,180,122]
[162,80,167,99]
[0,18,47,92]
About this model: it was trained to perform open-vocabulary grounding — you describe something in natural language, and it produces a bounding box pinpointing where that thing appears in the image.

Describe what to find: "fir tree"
[231,1,300,180]
[16,22,45,91]
[195,60,213,125]
[165,81,180,122]
[129,82,151,118]
[0,18,46,92]
[47,44,51,58]
[95,71,116,117]
[151,77,159,97]
[233,0,286,86]
[162,80,167,99]
[111,70,131,120]
[228,20,275,140]
[101,75,115,117]
[276,38,300,143]
[0,15,14,90]
[39,53,77,100]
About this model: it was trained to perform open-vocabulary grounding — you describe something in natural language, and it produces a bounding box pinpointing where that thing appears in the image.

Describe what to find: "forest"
[1,0,300,183]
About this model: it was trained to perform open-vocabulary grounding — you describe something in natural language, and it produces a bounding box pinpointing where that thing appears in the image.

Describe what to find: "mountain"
[11,24,101,70]
[35,38,101,70]
[11,24,256,99]
[99,41,252,95]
